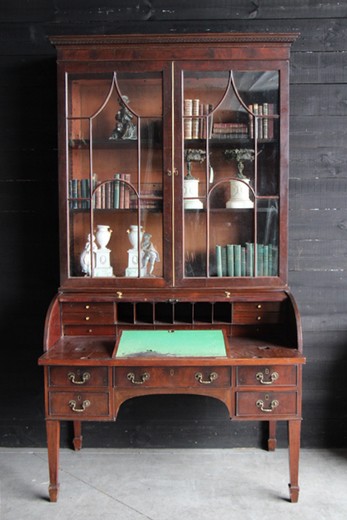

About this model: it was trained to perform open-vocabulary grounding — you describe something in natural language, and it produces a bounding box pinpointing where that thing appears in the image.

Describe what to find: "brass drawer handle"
[256,370,279,385]
[195,372,218,384]
[256,399,279,413]
[127,372,150,385]
[68,399,91,413]
[68,372,91,385]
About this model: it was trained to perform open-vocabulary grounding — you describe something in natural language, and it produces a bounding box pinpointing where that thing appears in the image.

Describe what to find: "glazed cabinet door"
[61,62,172,287]
[173,61,289,287]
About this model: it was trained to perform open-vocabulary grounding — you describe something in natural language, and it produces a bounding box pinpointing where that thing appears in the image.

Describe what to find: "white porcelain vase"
[127,225,143,250]
[226,178,254,209]
[183,178,203,209]
[95,225,112,249]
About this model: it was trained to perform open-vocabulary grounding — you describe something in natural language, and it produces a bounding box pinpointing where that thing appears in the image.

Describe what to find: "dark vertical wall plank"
[1,0,346,448]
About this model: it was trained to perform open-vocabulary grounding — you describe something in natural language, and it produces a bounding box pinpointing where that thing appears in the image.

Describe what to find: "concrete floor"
[1,448,346,520]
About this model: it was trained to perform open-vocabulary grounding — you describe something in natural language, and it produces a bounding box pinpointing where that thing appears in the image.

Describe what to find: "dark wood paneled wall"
[1,1,346,448]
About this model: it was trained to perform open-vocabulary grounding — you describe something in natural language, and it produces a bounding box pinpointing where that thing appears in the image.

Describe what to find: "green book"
[246,242,254,277]
[272,245,278,276]
[256,243,264,276]
[241,246,246,276]
[80,178,86,208]
[70,179,78,209]
[226,244,234,277]
[113,173,120,209]
[221,246,227,276]
[268,244,273,276]
[216,245,223,277]
[234,244,242,277]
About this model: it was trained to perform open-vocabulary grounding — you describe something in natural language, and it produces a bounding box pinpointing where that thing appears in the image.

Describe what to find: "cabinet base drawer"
[237,366,297,386]
[48,391,111,418]
[236,391,297,417]
[115,366,231,388]
[48,367,109,387]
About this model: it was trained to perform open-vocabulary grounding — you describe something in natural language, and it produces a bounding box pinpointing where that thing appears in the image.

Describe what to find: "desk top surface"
[39,335,306,366]
[115,329,227,358]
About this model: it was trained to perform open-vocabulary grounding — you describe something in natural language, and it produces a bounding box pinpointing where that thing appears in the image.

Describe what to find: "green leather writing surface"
[116,330,226,358]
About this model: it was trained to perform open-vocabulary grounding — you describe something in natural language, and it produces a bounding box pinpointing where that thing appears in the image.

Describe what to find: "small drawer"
[62,311,115,325]
[63,324,117,336]
[115,366,231,388]
[237,366,297,387]
[62,302,114,313]
[233,302,282,325]
[234,302,282,313]
[236,391,297,417]
[48,367,109,387]
[233,311,281,325]
[48,391,111,417]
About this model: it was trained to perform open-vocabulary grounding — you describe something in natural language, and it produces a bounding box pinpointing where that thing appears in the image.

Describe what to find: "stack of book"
[184,98,213,139]
[215,242,278,277]
[212,122,249,140]
[69,178,92,209]
[110,173,131,209]
[248,103,275,140]
[69,174,131,210]
[91,174,132,209]
[69,175,163,211]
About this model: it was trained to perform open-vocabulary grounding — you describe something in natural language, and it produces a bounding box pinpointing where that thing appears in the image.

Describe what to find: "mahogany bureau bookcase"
[38,33,305,503]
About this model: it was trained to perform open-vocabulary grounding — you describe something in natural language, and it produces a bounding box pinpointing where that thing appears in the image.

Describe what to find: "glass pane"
[256,199,279,276]
[210,181,254,278]
[182,68,280,279]
[67,72,163,279]
[184,210,207,277]
[232,71,279,196]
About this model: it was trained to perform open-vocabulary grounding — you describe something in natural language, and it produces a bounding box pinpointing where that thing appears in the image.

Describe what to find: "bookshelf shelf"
[184,138,276,147]
[69,139,162,150]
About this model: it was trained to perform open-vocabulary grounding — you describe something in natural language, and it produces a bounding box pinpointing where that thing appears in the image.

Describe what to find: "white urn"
[127,225,143,250]
[226,178,254,209]
[183,178,203,209]
[95,225,112,249]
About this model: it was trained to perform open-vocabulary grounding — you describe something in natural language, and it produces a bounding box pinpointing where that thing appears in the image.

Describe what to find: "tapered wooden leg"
[268,421,277,451]
[73,421,83,451]
[288,419,301,503]
[46,419,60,502]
